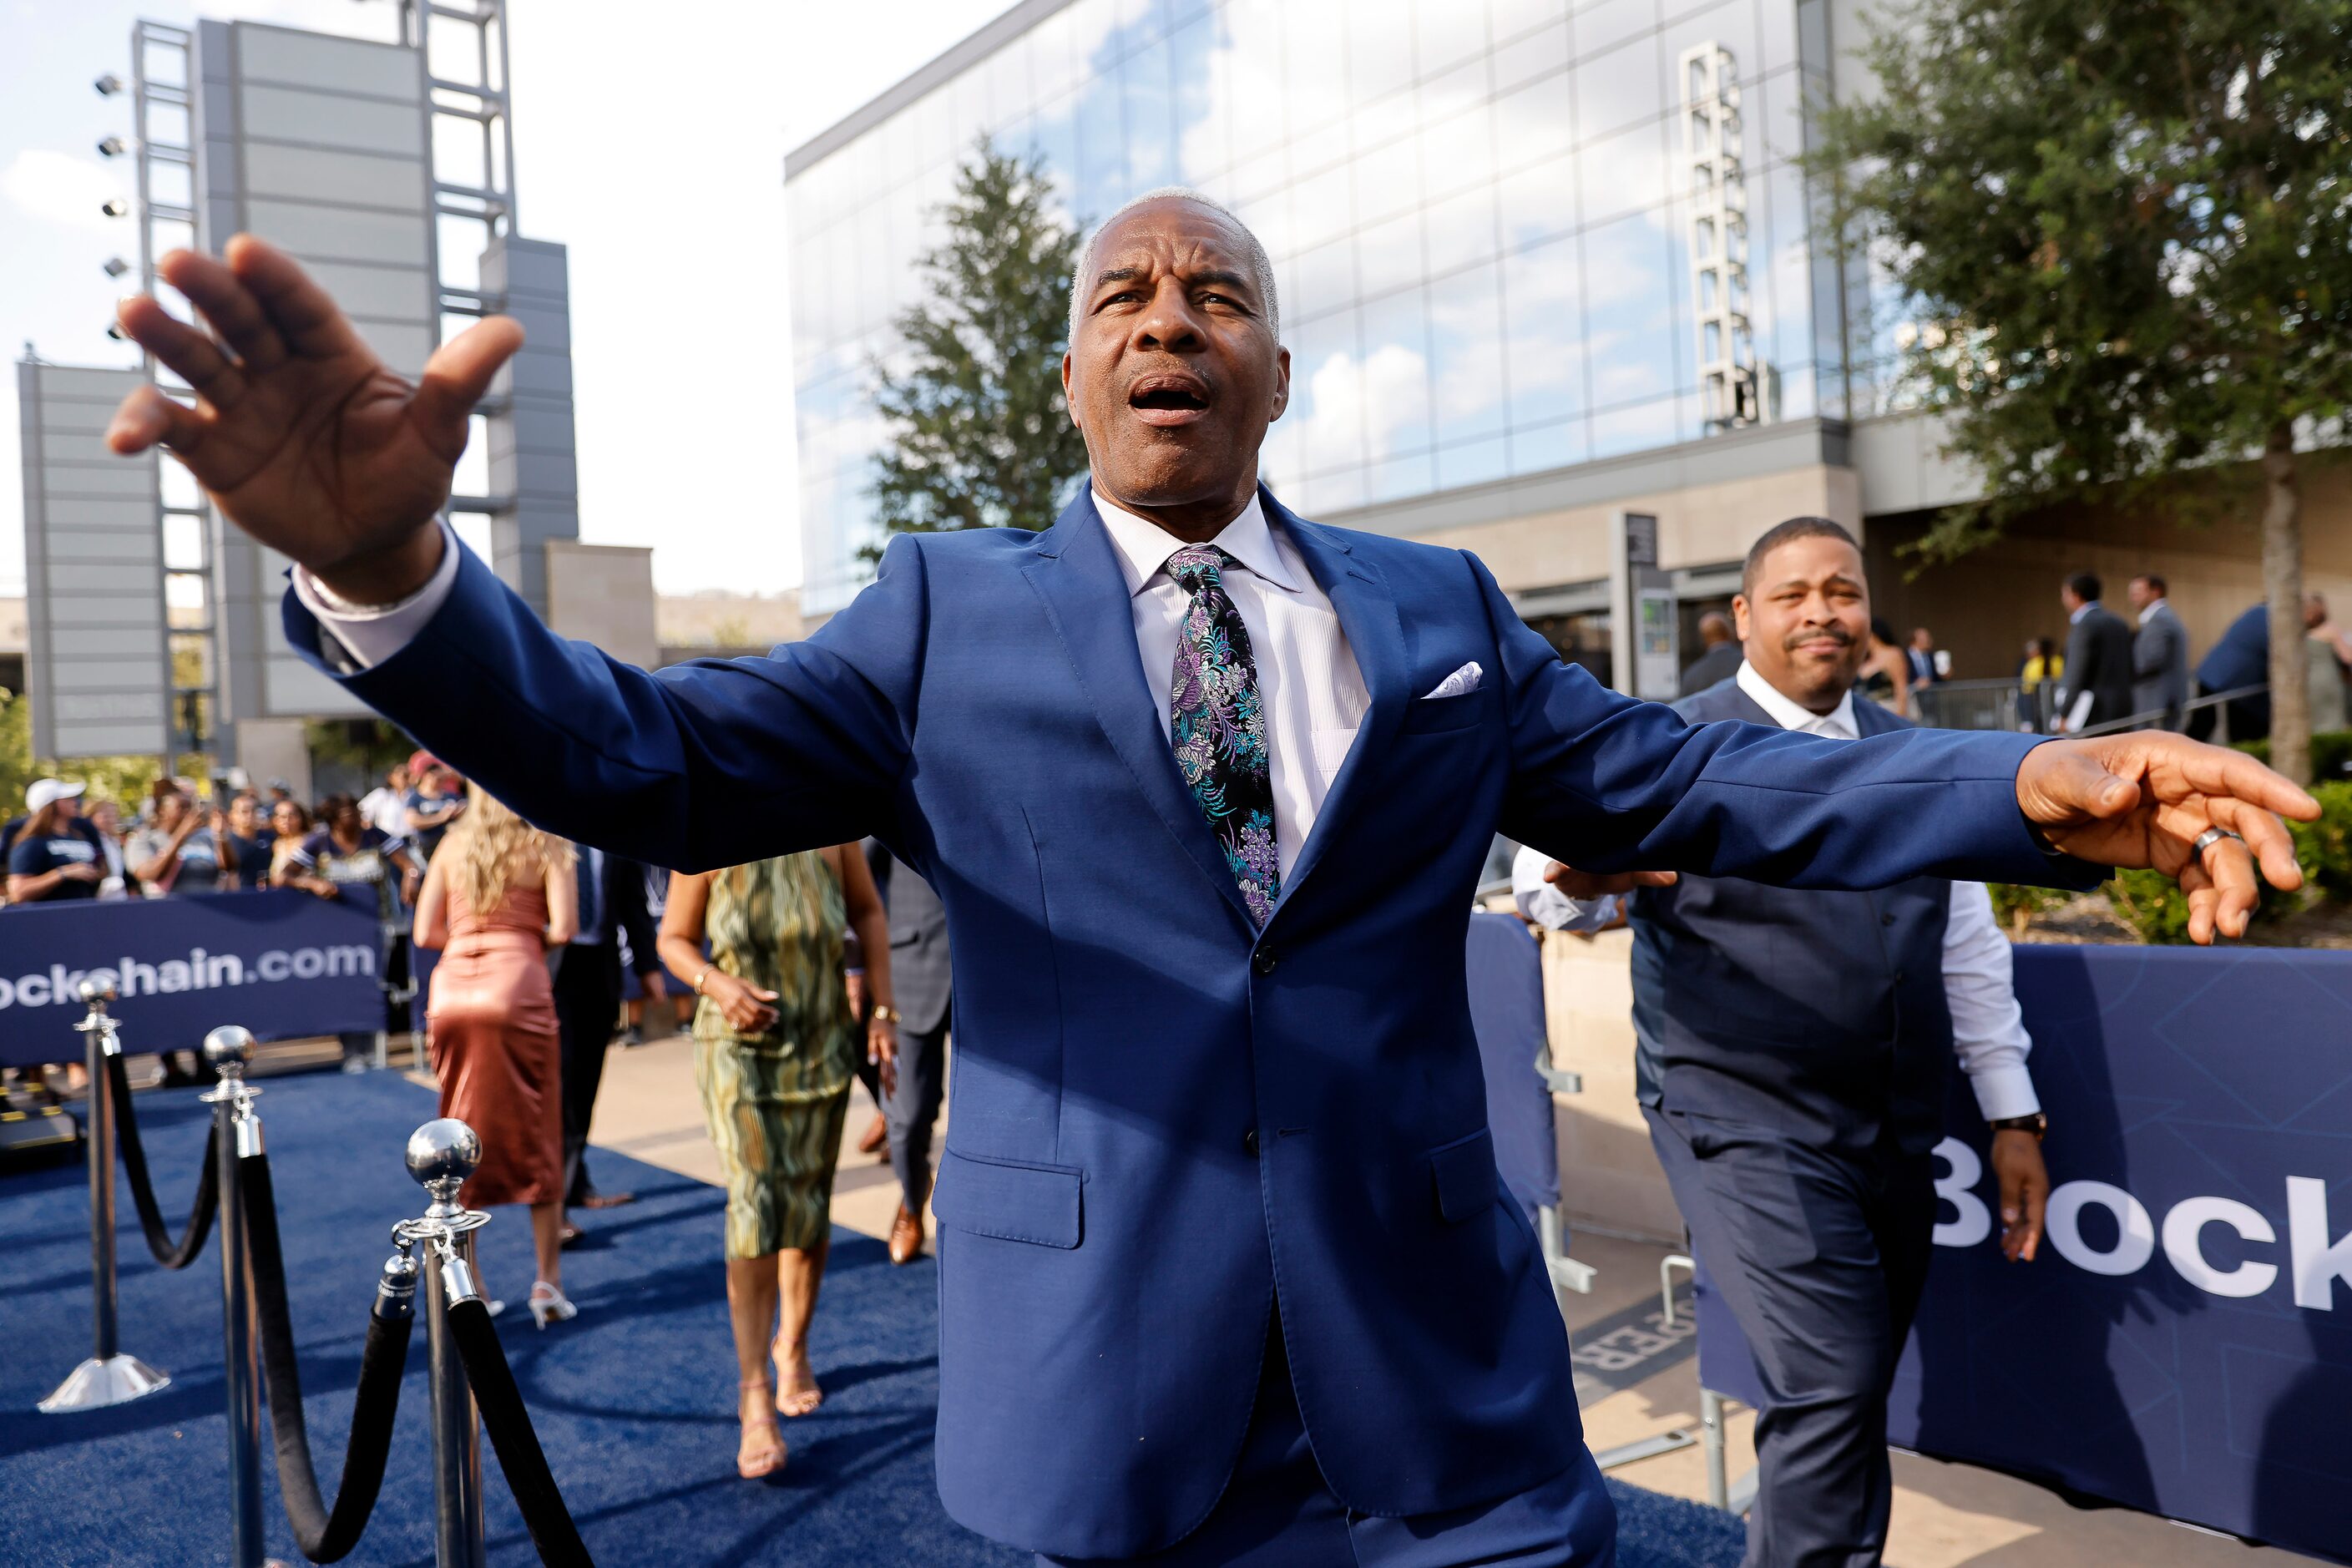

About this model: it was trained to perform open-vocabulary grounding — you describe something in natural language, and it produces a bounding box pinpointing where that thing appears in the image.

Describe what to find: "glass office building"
[787,0,1883,674]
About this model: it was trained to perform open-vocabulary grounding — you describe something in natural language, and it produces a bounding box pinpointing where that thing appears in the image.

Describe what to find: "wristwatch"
[1988,1113,2047,1141]
[871,1004,900,1024]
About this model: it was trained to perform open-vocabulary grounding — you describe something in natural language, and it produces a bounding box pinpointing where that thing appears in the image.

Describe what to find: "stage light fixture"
[94,73,124,96]
[103,257,130,278]
[98,135,128,157]
[102,198,130,217]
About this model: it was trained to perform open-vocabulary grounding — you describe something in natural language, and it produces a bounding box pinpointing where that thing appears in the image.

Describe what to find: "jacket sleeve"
[1467,554,2103,891]
[281,533,930,873]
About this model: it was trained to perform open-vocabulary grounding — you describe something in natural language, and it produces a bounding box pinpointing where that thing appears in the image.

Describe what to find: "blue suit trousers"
[1039,1320,1616,1568]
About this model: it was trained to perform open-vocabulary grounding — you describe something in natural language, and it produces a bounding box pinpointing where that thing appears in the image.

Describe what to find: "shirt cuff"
[290,518,461,671]
[1966,1063,2041,1122]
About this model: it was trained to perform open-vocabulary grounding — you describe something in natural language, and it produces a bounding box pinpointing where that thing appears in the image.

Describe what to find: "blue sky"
[0,0,1013,596]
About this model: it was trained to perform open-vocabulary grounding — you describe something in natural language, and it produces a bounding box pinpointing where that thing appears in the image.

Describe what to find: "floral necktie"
[1167,545,1278,925]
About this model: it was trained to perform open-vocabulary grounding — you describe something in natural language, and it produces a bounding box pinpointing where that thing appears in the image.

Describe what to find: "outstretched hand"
[1541,862,1677,900]
[2015,733,2319,943]
[104,235,524,603]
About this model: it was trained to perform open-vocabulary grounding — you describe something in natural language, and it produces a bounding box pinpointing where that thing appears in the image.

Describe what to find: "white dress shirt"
[294,498,1372,886]
[1515,659,2039,1120]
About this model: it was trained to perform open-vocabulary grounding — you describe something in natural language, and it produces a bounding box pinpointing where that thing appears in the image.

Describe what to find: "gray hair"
[1066,185,1280,346]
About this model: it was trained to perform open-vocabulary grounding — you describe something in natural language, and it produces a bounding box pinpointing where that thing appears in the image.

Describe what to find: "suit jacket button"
[1252,948,1277,975]
[1243,1129,1260,1156]
[1881,913,1897,927]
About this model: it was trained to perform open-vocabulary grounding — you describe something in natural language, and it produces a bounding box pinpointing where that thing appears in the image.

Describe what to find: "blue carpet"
[0,1070,1746,1566]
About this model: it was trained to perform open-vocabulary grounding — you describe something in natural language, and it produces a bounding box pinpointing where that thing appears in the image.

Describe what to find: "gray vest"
[1629,680,1955,1153]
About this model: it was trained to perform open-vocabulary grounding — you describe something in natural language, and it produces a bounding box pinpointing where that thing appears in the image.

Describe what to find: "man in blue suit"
[106,194,2314,1565]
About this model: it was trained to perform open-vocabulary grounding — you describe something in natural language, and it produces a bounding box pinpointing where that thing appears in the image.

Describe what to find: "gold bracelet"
[693,966,712,996]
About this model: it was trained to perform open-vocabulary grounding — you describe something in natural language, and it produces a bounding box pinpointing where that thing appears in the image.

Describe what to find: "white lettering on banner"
[2287,1176,2352,1310]
[2160,1196,2278,1298]
[1931,1137,1992,1247]
[2045,1181,2157,1276]
[0,944,369,1011]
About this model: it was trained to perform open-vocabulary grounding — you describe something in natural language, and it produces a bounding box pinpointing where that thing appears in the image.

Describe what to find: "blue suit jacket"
[287,488,2088,1556]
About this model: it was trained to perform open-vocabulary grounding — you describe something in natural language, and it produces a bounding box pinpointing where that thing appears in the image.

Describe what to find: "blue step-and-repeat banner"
[0,890,386,1066]
[1696,942,2352,1563]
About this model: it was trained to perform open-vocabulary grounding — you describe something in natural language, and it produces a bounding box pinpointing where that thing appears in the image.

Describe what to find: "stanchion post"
[38,981,169,1414]
[201,1025,269,1567]
[398,1119,491,1568]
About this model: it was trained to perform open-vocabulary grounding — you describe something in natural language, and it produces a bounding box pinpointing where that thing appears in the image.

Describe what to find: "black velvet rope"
[242,1154,413,1563]
[447,1297,595,1567]
[103,1050,218,1269]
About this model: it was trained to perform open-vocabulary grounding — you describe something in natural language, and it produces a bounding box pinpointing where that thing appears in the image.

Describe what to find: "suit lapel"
[1264,488,1410,918]
[1022,493,1255,928]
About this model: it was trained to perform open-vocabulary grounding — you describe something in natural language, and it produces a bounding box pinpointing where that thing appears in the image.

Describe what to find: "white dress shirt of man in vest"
[1517,518,2053,1568]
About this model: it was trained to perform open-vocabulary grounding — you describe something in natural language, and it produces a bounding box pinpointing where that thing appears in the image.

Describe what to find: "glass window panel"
[1262,402,1305,489]
[1352,131,1424,227]
[1574,0,1657,56]
[1294,235,1358,314]
[1314,466,1371,513]
[1368,451,1437,502]
[1360,286,1434,456]
[1590,394,1678,458]
[1495,18,1571,94]
[1796,0,1831,72]
[1355,210,1425,301]
[1757,67,1813,165]
[1501,235,1586,426]
[1290,309,1365,476]
[1032,97,1082,215]
[1348,2,1417,104]
[1171,13,1224,181]
[1581,213,1677,407]
[1419,104,1496,204]
[1778,360,1818,420]
[1419,55,1490,127]
[1416,3,1489,81]
[1029,9,1081,104]
[1759,0,1800,73]
[986,40,1034,137]
[1579,117,1666,226]
[1510,415,1589,475]
[1496,151,1577,251]
[1282,0,1353,134]
[1574,33,1661,139]
[1761,160,1818,372]
[1423,184,1500,277]
[1075,84,1126,218]
[1290,161,1354,249]
[1429,261,1507,443]
[1291,114,1352,180]
[1436,434,1510,490]
[1231,144,1289,205]
[1492,68,1575,173]
[1492,0,1568,47]
[1122,40,1178,190]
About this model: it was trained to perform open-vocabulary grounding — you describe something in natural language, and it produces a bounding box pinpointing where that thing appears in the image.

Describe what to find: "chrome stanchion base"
[38,1352,169,1413]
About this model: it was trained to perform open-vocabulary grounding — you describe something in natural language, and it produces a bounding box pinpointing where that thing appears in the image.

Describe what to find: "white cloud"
[0,149,124,231]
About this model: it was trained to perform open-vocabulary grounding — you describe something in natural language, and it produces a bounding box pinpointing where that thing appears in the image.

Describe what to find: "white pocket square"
[1419,661,1483,701]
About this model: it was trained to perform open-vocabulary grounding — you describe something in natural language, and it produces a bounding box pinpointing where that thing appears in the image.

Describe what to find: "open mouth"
[1128,374,1212,427]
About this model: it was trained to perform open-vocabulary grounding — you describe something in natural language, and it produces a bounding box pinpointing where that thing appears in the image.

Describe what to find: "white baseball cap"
[26,777,87,814]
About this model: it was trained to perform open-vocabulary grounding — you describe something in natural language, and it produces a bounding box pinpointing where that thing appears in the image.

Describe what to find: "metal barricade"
[38,982,169,1413]
[396,1119,493,1568]
[200,1026,270,1566]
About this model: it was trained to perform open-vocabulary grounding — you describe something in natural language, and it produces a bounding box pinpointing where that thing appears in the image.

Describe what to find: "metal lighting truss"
[1680,43,1770,431]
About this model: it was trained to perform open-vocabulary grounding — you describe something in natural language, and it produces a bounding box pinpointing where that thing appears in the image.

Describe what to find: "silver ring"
[2190,827,2239,859]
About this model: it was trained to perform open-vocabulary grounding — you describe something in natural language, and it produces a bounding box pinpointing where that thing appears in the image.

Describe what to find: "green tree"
[863,140,1089,560]
[1805,0,2352,782]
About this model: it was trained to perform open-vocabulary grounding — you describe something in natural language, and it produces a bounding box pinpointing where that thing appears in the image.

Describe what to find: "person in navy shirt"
[6,779,104,904]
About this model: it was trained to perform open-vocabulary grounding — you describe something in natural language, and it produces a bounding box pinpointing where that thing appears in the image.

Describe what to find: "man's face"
[1910,629,1933,650]
[2309,595,2329,630]
[1734,534,1872,713]
[271,802,302,837]
[1063,198,1289,520]
[2061,584,2084,613]
[229,796,258,835]
[2127,578,2155,611]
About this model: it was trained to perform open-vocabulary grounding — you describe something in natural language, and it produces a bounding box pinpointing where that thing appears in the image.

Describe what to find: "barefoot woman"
[659,846,897,1479]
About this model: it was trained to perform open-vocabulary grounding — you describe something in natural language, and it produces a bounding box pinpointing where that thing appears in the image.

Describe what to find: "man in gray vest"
[867,842,953,1264]
[1518,517,2051,1568]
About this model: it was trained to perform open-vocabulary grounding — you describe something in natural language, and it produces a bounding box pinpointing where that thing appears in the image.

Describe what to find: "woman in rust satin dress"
[412,785,579,1326]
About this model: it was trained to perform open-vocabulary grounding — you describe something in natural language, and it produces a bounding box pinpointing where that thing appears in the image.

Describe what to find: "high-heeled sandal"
[528,1281,577,1329]
[736,1378,787,1479]
[771,1337,823,1417]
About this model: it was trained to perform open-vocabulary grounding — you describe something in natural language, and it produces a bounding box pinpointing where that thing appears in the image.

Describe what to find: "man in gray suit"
[867,841,952,1264]
[2058,572,2136,731]
[2128,574,2191,731]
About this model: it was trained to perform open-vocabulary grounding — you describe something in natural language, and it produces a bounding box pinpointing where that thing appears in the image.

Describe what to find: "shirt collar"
[1737,659,1859,738]
[2071,600,2100,624]
[1093,488,1300,599]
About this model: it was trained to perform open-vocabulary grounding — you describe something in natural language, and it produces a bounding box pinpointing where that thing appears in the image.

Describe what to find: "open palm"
[106,235,522,596]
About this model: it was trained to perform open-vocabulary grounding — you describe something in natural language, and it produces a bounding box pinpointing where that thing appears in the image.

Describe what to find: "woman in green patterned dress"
[658,845,898,1479]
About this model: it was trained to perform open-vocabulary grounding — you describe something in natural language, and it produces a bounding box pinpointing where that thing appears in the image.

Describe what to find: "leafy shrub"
[2098,780,2352,942]
[1986,883,2072,936]
[2231,730,2352,782]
